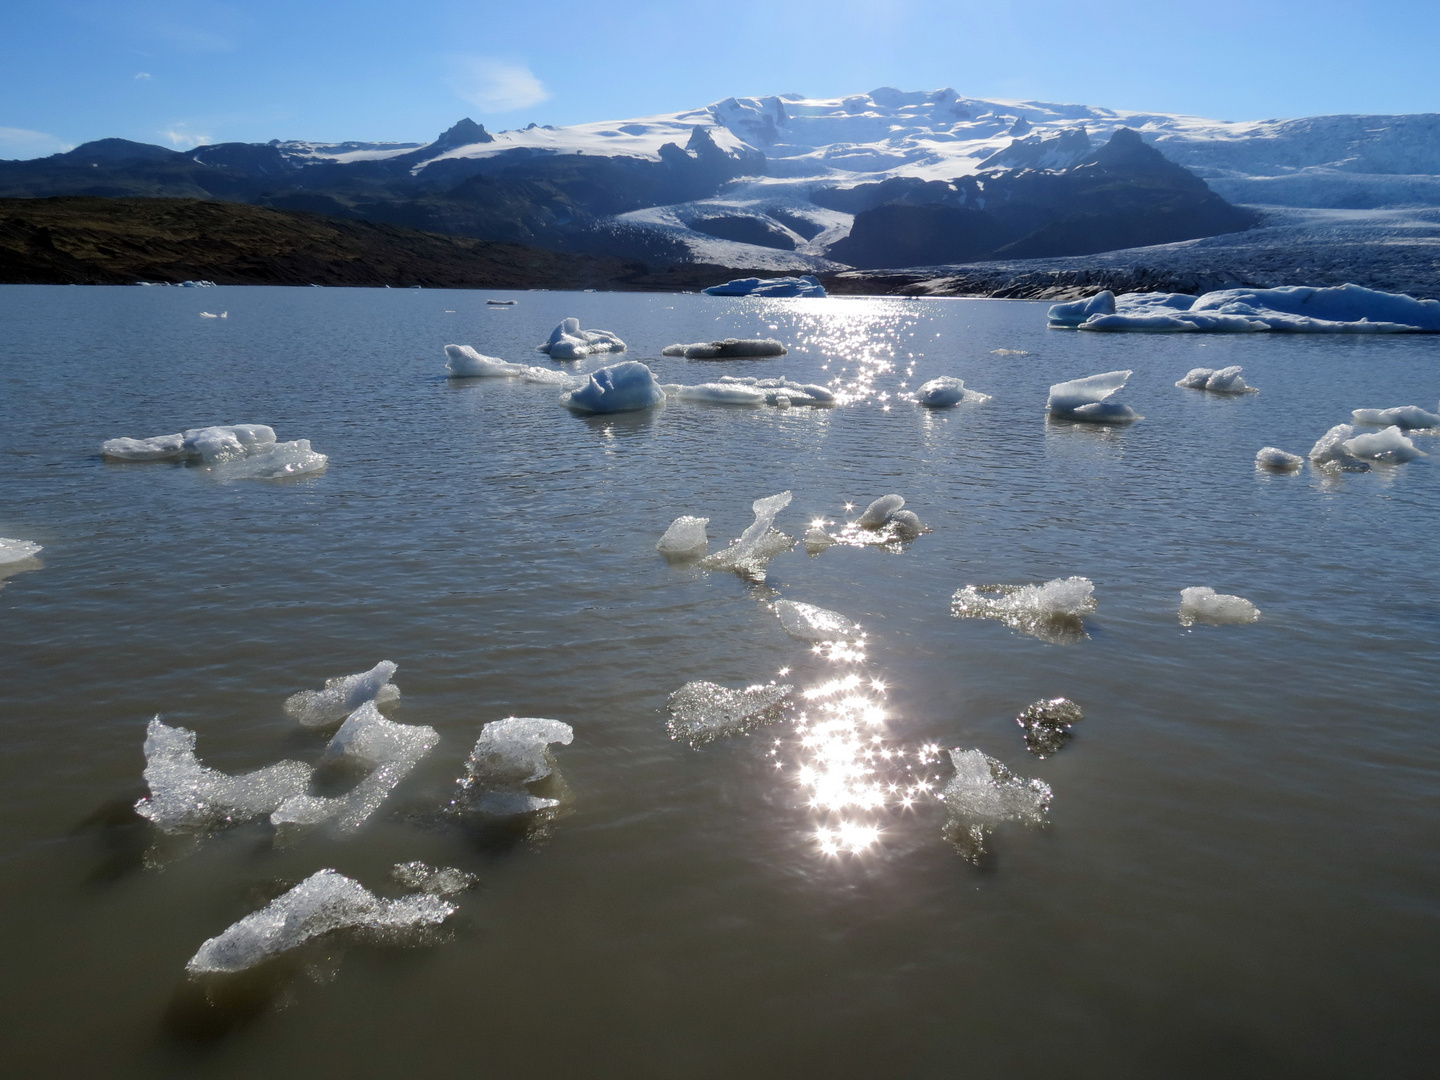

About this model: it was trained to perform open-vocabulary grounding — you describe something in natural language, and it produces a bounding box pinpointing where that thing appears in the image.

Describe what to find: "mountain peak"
[434,118,492,150]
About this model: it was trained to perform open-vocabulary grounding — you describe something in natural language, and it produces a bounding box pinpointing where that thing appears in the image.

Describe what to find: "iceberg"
[666,680,793,745]
[559,360,665,414]
[657,515,710,559]
[1179,587,1261,627]
[1015,698,1083,758]
[701,275,827,298]
[699,491,794,582]
[1255,446,1305,472]
[659,382,768,406]
[0,538,42,565]
[284,661,400,729]
[134,718,313,833]
[185,869,456,976]
[773,599,863,642]
[715,375,836,406]
[661,338,788,359]
[1175,366,1256,393]
[537,317,627,360]
[951,577,1097,643]
[941,749,1052,864]
[1064,284,1440,334]
[101,424,326,478]
[453,717,573,817]
[1341,425,1424,463]
[915,376,991,407]
[1046,290,1116,327]
[444,344,577,385]
[1351,404,1440,430]
[1047,370,1140,423]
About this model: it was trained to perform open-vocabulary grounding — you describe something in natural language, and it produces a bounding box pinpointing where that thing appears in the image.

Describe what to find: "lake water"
[1,285,1437,1078]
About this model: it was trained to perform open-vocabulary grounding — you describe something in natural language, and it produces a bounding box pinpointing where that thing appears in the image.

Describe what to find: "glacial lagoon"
[1,284,1438,1077]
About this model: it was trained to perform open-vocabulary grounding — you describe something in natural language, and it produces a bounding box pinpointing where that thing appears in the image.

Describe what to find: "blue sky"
[2,1,1436,157]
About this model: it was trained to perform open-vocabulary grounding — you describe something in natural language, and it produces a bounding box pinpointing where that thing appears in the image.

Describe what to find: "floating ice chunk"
[100,433,188,461]
[774,599,863,642]
[855,494,905,529]
[715,375,836,407]
[1179,587,1261,626]
[391,862,478,896]
[284,662,400,729]
[951,577,1097,643]
[990,348,1029,356]
[486,299,516,306]
[657,515,709,559]
[888,510,924,539]
[537,317,626,360]
[803,522,837,552]
[0,538,42,564]
[219,439,327,479]
[444,344,577,385]
[1308,424,1370,471]
[134,718,312,833]
[699,491,794,581]
[559,360,665,414]
[1047,370,1139,423]
[1047,290,1115,327]
[1351,405,1440,430]
[181,424,278,463]
[199,311,227,319]
[701,275,826,298]
[1341,425,1424,463]
[1176,365,1256,393]
[915,376,991,407]
[1256,446,1304,471]
[1190,284,1440,332]
[101,424,325,478]
[659,382,767,405]
[454,717,574,817]
[941,749,1052,863]
[1079,311,1266,333]
[1016,698,1083,758]
[666,680,793,744]
[185,869,456,976]
[661,338,788,359]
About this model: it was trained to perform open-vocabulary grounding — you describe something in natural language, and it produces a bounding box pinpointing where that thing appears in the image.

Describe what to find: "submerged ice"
[1016,698,1083,758]
[951,577,1097,643]
[537,317,627,360]
[1047,370,1139,423]
[284,661,400,728]
[453,717,573,817]
[559,360,665,414]
[666,680,794,745]
[941,749,1052,864]
[0,538,42,565]
[101,424,326,478]
[774,599,863,642]
[1179,587,1262,627]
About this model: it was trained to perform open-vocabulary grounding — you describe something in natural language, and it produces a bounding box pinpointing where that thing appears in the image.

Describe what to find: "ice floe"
[1175,365,1256,393]
[284,661,400,729]
[715,375,836,406]
[915,375,992,407]
[101,424,327,478]
[699,491,794,582]
[661,338,788,359]
[951,577,1097,644]
[537,317,627,360]
[701,275,827,298]
[1308,424,1369,470]
[135,718,313,833]
[659,381,768,405]
[444,344,578,385]
[559,360,665,414]
[1351,404,1440,430]
[185,869,456,976]
[774,599,863,642]
[0,538,42,565]
[1016,698,1083,758]
[1341,425,1424,463]
[1256,446,1305,471]
[1047,370,1139,423]
[941,749,1052,864]
[666,680,794,745]
[453,717,573,818]
[1179,587,1262,627]
[657,515,710,559]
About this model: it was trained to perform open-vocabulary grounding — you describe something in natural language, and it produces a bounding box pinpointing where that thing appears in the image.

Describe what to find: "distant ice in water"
[101,424,327,478]
[701,275,826,298]
[1016,698,1083,758]
[284,661,400,729]
[1351,404,1440,429]
[1256,446,1304,471]
[1058,284,1440,334]
[666,680,794,745]
[941,749,1052,864]
[699,491,794,582]
[1175,365,1256,393]
[135,718,312,833]
[444,344,578,385]
[915,375,991,407]
[0,538,42,565]
[559,360,665,414]
[1179,587,1262,627]
[1047,370,1140,423]
[537,317,627,360]
[774,599,864,642]
[390,862,479,897]
[657,515,709,559]
[951,577,1097,643]
[185,869,456,976]
[661,338,787,359]
[453,717,574,818]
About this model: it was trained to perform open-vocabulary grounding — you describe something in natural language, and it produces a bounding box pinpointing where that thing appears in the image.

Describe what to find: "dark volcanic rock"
[688,214,797,250]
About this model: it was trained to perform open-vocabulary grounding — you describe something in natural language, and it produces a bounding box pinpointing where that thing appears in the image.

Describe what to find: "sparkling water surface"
[1,285,1438,1078]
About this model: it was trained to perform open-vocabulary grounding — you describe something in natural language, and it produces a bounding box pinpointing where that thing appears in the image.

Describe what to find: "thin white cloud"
[0,127,72,160]
[162,125,212,149]
[135,72,153,81]
[446,56,550,114]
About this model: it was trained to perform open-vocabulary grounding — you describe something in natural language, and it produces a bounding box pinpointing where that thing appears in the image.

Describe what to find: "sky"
[2,0,1437,158]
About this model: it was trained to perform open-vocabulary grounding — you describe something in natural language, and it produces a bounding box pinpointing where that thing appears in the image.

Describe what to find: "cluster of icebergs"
[100,423,327,480]
[1257,397,1438,473]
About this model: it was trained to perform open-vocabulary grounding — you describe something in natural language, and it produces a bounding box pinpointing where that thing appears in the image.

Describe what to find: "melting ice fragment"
[101,424,326,478]
[1061,284,1440,334]
[701,275,826,298]
[661,338,787,359]
[444,344,578,385]
[1046,290,1116,326]
[1047,370,1139,423]
[185,869,456,976]
[0,538,42,564]
[1016,698,1083,758]
[715,375,836,406]
[1179,587,1261,627]
[951,577,1097,644]
[1351,404,1440,430]
[1308,424,1369,471]
[391,862,478,897]
[1175,366,1256,393]
[453,718,573,817]
[537,317,627,360]
[284,661,400,729]
[657,515,709,559]
[699,490,794,582]
[559,360,665,414]
[1341,425,1425,463]
[941,749,1052,864]
[666,680,794,745]
[659,381,767,405]
[915,376,991,407]
[774,599,863,642]
[134,718,312,833]
[1256,446,1304,472]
